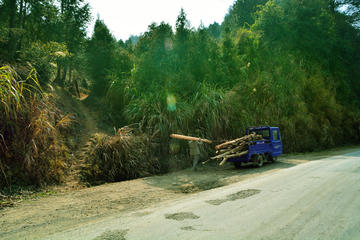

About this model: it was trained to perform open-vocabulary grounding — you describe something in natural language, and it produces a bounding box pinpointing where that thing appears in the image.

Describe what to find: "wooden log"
[219,157,228,166]
[211,149,233,160]
[219,150,249,166]
[230,143,247,154]
[215,138,241,150]
[170,134,212,144]
[214,132,256,150]
[202,158,212,165]
[225,150,249,159]
[216,149,231,155]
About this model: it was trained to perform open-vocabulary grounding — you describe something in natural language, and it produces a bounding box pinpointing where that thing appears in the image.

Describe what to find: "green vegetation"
[0,0,360,187]
[0,66,72,188]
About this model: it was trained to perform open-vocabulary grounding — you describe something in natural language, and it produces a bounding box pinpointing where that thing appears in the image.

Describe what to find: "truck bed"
[226,140,272,163]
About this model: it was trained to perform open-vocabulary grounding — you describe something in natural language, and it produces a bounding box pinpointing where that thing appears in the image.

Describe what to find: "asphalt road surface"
[45,151,360,240]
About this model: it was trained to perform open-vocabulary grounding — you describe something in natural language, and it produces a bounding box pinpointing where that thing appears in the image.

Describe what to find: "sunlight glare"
[167,94,177,111]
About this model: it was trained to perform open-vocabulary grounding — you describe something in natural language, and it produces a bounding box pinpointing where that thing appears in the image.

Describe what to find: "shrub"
[0,66,71,188]
[81,126,160,184]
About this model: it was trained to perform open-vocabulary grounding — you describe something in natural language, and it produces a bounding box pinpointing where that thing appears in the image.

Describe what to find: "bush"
[21,41,70,86]
[81,126,160,184]
[0,66,71,188]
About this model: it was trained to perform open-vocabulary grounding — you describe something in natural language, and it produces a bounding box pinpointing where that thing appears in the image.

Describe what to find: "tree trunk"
[55,61,62,86]
[68,64,72,83]
[61,67,67,86]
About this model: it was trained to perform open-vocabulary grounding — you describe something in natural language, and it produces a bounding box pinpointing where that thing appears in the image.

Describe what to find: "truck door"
[272,128,283,156]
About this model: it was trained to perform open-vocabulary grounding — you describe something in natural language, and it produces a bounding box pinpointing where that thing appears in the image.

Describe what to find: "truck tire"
[254,155,264,168]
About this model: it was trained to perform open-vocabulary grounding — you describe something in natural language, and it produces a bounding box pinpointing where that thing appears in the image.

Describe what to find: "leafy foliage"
[1,0,360,187]
[22,41,71,85]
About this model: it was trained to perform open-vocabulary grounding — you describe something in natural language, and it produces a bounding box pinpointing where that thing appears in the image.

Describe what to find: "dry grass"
[81,126,160,184]
[0,66,71,188]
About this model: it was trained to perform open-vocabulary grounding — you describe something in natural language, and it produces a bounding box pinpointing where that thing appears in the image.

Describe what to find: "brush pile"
[208,132,264,166]
[81,126,160,184]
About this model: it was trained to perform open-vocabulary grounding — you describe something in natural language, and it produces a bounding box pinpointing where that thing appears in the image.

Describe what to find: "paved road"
[48,151,360,240]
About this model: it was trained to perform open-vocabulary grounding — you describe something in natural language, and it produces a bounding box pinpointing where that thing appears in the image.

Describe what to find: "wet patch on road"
[173,180,226,194]
[93,229,128,240]
[181,226,196,231]
[165,212,200,221]
[206,189,261,205]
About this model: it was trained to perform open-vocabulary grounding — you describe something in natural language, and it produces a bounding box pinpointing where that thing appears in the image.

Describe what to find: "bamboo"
[170,134,212,144]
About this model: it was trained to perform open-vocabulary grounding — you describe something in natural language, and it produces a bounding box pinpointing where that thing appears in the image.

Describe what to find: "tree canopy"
[1,0,360,157]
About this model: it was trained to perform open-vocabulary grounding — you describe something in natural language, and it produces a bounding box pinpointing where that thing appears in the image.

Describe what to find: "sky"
[85,0,234,41]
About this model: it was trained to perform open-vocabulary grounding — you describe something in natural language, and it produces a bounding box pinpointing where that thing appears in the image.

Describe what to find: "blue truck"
[226,126,283,168]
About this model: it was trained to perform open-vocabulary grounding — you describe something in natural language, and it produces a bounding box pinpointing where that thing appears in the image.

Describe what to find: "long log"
[230,143,247,154]
[170,134,212,144]
[215,132,256,150]
[219,150,249,166]
[211,149,233,160]
[215,138,241,150]
[202,158,212,165]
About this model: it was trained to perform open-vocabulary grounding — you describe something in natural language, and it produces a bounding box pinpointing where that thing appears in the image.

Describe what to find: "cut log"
[202,159,212,165]
[216,149,231,155]
[230,143,247,154]
[219,150,249,166]
[170,134,212,144]
[215,132,256,150]
[211,149,233,160]
[219,157,228,166]
[225,150,249,160]
[204,132,264,166]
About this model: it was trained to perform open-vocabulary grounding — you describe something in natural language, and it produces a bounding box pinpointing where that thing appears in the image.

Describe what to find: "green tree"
[221,23,238,87]
[86,18,116,96]
[224,0,268,31]
[208,21,223,40]
[174,8,192,72]
[54,0,91,87]
[133,22,174,93]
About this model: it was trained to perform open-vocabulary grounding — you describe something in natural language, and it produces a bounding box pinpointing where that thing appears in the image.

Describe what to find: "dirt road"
[1,147,360,239]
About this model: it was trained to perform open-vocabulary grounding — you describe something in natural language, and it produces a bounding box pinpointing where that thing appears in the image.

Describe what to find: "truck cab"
[227,126,283,168]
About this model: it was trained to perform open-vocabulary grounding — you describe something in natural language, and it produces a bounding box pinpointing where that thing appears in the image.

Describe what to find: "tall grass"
[0,66,71,188]
[191,83,236,141]
[123,90,192,172]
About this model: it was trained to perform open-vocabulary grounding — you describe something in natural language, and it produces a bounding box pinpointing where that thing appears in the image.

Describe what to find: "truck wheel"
[255,155,264,168]
[234,162,242,168]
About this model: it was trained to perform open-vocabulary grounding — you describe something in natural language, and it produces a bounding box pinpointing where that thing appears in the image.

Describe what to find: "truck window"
[273,130,279,140]
[262,130,270,138]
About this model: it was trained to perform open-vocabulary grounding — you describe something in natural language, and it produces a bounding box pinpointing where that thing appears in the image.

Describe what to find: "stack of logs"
[207,132,264,166]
